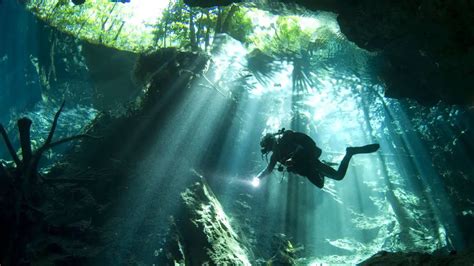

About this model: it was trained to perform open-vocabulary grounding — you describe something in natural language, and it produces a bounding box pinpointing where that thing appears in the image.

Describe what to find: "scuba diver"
[256,128,380,188]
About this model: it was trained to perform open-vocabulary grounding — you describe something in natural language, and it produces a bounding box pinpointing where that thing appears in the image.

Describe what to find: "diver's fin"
[347,144,380,155]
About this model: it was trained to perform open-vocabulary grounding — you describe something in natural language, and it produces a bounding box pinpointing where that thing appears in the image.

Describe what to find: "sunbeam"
[2,1,473,264]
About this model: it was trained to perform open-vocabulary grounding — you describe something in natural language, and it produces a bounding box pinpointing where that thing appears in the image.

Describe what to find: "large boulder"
[161,180,252,265]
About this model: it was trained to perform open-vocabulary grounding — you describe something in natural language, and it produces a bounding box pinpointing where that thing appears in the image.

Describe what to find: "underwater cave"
[1,0,474,265]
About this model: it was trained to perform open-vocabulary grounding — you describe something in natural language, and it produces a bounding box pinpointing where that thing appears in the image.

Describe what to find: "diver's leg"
[318,144,380,181]
[315,156,350,181]
[292,159,325,189]
[306,173,324,189]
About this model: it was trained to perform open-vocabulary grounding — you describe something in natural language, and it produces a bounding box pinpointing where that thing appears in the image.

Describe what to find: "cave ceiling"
[186,0,474,105]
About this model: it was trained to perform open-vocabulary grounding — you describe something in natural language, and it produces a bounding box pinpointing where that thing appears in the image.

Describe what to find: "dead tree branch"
[30,101,98,180]
[44,100,65,147]
[1,101,98,185]
[0,124,21,166]
[0,101,99,265]
[18,118,33,167]
[48,134,99,149]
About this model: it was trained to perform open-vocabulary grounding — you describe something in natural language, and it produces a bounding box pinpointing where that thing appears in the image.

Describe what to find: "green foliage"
[26,0,329,62]
[153,0,220,51]
[153,0,191,49]
[153,2,254,51]
[225,7,253,44]
[258,16,313,57]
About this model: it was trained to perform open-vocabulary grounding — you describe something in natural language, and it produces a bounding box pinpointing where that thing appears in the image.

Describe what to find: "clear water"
[1,0,473,264]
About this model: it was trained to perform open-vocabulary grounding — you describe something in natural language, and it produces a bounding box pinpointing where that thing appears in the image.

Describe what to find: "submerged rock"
[164,180,252,265]
[360,246,474,265]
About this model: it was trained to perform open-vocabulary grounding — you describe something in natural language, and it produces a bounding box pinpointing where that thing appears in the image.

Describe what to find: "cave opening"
[1,0,473,264]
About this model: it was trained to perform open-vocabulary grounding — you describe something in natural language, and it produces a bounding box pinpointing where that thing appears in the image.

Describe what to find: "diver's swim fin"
[347,144,380,155]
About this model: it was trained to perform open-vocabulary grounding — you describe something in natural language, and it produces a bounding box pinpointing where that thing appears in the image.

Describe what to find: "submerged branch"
[44,100,65,147]
[17,118,33,165]
[31,102,98,175]
[0,124,21,166]
[33,134,99,174]
[47,134,100,149]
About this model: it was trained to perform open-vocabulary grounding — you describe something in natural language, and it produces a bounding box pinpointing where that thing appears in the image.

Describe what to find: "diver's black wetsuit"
[257,130,380,188]
[273,131,325,187]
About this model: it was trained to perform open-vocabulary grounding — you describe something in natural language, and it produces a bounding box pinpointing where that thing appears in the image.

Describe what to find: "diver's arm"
[257,153,277,179]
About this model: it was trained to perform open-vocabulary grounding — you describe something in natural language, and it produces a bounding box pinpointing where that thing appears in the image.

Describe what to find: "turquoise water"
[1,1,473,264]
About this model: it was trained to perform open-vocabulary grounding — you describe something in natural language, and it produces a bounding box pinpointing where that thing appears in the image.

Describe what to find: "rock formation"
[187,0,474,105]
